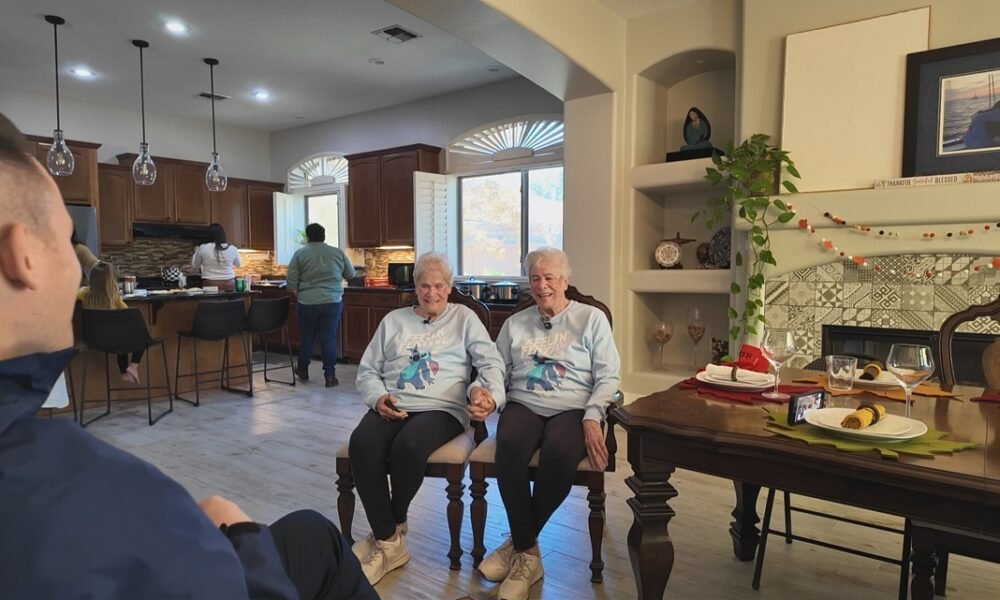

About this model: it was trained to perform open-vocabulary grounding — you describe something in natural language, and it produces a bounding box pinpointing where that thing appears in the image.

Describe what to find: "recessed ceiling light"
[251,89,271,101]
[695,59,705,64]
[70,66,95,79]
[164,20,189,35]
[368,57,385,65]
[487,65,502,72]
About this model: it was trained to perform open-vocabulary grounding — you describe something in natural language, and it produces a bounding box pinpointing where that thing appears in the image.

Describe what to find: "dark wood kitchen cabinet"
[211,180,248,246]
[173,164,212,224]
[341,288,414,361]
[248,182,283,251]
[97,165,133,245]
[131,163,175,222]
[345,144,440,248]
[26,135,100,206]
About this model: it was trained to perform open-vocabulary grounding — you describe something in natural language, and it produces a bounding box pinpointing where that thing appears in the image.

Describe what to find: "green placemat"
[764,408,979,460]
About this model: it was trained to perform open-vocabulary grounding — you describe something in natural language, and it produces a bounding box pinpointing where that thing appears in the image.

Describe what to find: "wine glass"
[886,344,934,419]
[651,321,674,370]
[687,307,705,368]
[760,328,798,400]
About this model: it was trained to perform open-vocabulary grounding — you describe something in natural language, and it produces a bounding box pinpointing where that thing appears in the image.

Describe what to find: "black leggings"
[495,402,586,551]
[269,509,379,600]
[116,351,144,373]
[349,410,464,540]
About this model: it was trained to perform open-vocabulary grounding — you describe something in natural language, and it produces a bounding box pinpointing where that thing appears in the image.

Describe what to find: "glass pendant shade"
[132,142,157,185]
[47,129,74,176]
[205,152,228,191]
[45,15,74,177]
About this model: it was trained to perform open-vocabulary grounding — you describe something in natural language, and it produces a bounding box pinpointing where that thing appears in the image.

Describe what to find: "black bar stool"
[243,297,295,386]
[174,299,253,406]
[78,309,174,427]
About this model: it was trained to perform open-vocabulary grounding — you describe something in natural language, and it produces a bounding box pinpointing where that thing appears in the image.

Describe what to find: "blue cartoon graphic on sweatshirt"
[396,346,439,390]
[526,351,566,391]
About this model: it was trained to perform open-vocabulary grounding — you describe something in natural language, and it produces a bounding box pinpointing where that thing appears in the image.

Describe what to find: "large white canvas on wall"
[781,8,929,192]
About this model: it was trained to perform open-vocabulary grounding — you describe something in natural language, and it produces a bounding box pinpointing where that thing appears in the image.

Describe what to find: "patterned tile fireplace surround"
[763,254,1000,369]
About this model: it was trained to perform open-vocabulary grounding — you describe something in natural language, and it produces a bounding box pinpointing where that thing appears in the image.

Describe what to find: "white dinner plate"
[804,407,927,443]
[851,368,900,388]
[695,371,774,392]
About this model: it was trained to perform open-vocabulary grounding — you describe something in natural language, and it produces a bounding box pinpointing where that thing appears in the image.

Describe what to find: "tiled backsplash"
[764,254,1000,368]
[101,238,285,277]
[363,249,416,278]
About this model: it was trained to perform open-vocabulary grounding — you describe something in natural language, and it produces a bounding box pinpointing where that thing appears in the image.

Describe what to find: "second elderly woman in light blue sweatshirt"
[477,247,621,600]
[349,252,505,586]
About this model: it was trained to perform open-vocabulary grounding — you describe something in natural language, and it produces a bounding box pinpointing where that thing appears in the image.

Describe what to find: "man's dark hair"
[305,223,325,242]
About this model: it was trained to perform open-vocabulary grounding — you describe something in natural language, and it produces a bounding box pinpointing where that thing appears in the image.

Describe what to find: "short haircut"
[0,112,44,231]
[305,223,325,242]
[525,247,571,279]
[414,252,453,286]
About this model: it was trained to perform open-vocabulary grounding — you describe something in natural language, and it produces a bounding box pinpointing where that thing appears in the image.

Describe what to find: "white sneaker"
[497,551,543,600]
[352,532,376,562]
[361,535,410,586]
[478,536,515,581]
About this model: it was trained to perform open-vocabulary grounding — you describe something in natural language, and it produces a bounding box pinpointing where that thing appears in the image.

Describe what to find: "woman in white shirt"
[192,223,241,291]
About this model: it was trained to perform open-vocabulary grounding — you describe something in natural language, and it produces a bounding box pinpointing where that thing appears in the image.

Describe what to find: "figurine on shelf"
[654,232,696,270]
[711,337,730,365]
[696,242,718,269]
[666,106,724,162]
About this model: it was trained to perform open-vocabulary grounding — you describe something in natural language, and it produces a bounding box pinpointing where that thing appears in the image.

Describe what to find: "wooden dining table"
[611,370,1000,599]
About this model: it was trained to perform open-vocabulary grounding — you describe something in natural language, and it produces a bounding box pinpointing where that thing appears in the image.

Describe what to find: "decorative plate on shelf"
[709,227,731,268]
[654,239,682,268]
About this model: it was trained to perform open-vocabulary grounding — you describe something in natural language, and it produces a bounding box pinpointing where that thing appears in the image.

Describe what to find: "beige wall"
[740,0,1000,138]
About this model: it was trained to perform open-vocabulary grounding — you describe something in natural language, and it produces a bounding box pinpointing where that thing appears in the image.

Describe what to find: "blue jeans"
[297,302,343,377]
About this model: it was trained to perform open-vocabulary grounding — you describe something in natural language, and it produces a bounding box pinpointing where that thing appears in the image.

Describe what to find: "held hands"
[582,420,609,471]
[466,386,496,422]
[375,394,408,420]
[198,495,253,528]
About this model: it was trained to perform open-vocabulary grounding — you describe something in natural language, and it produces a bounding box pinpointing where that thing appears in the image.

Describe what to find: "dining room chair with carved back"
[467,284,622,583]
[937,292,1000,391]
[334,287,489,570]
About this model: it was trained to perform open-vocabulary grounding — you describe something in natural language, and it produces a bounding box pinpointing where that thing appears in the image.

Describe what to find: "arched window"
[287,154,349,190]
[446,114,564,173]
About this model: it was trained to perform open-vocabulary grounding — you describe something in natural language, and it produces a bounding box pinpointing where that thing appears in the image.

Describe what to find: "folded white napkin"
[704,364,773,385]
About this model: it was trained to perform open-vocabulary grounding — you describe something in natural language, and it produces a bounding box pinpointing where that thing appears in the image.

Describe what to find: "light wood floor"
[81,362,1000,599]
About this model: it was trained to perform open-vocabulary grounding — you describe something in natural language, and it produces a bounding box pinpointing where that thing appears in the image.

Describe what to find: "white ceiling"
[0,0,518,132]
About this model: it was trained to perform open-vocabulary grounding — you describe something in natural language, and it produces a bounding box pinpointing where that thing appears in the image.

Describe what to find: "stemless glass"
[687,307,705,368]
[886,344,934,419]
[761,328,798,400]
[651,321,674,371]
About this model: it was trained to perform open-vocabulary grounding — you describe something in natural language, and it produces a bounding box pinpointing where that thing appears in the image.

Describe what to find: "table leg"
[730,480,762,561]
[910,526,936,600]
[625,463,677,599]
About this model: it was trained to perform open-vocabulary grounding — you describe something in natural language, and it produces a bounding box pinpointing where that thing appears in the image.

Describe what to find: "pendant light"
[131,40,156,185]
[203,58,227,192]
[44,15,74,176]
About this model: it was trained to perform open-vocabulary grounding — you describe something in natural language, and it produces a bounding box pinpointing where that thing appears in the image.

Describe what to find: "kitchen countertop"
[120,290,259,302]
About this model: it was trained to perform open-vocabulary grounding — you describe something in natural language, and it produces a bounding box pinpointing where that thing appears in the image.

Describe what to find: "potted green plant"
[693,133,801,341]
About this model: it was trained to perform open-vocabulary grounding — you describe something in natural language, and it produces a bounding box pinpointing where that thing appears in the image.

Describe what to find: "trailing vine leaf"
[696,135,801,341]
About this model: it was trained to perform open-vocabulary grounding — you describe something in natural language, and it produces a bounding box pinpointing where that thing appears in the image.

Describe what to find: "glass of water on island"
[760,327,798,400]
[886,344,934,418]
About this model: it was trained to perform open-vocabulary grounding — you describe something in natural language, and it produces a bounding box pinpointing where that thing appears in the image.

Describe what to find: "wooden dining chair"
[468,285,622,583]
[908,293,1000,595]
[334,288,489,570]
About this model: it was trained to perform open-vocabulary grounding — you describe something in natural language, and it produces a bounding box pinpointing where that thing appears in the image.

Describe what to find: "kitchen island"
[67,291,259,411]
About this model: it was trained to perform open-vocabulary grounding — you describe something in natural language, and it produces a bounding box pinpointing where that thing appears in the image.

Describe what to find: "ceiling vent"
[198,91,230,101]
[372,25,421,44]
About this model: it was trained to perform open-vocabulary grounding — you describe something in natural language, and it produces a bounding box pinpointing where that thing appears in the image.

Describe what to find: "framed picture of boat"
[902,36,1000,176]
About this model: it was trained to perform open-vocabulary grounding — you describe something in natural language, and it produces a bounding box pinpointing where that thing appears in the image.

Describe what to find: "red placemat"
[971,391,1000,403]
[678,378,820,405]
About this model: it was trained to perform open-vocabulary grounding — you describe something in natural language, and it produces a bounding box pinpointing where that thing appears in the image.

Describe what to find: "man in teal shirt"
[286,223,356,387]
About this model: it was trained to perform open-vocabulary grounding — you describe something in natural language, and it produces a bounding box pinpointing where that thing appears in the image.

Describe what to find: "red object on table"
[970,391,1000,403]
[721,344,770,373]
[678,377,818,405]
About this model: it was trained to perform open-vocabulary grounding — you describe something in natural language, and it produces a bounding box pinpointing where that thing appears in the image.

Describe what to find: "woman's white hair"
[413,252,454,286]
[524,247,571,279]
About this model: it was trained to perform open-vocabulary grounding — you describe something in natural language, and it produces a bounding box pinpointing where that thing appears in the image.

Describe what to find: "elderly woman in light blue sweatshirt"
[477,247,621,600]
[348,252,505,586]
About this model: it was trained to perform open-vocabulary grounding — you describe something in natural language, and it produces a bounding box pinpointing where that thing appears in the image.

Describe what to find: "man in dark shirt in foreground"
[0,112,377,599]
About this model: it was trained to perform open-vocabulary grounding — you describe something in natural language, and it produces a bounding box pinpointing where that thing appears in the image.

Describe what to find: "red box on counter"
[364,277,390,288]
